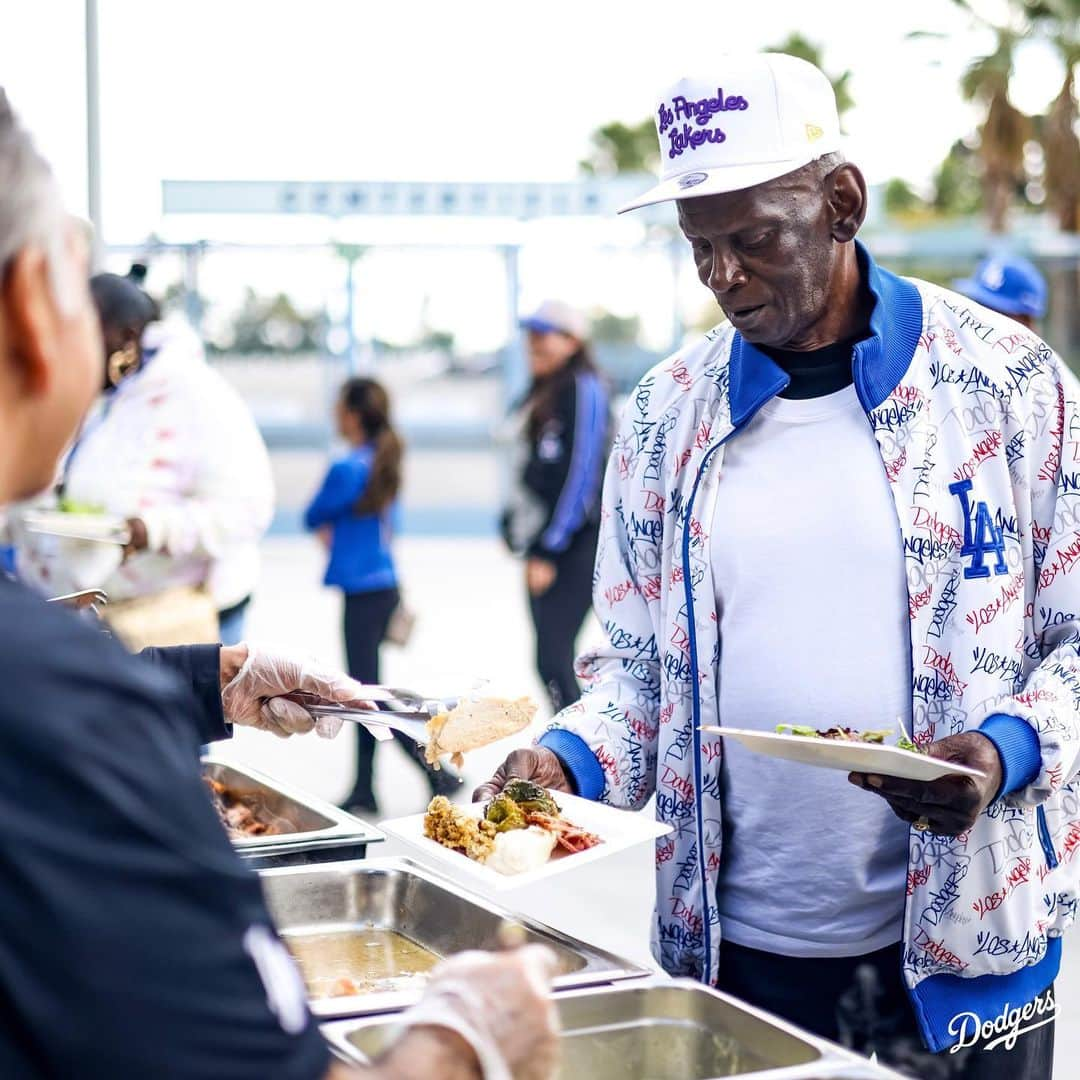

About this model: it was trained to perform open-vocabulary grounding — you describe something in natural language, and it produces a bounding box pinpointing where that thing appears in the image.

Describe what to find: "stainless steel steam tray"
[202,756,383,855]
[258,856,651,1019]
[322,979,911,1078]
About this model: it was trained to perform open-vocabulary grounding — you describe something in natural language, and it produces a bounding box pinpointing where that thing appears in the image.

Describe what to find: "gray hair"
[0,88,76,311]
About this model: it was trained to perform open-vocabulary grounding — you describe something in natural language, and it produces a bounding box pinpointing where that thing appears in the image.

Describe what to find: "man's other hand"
[848,731,1004,836]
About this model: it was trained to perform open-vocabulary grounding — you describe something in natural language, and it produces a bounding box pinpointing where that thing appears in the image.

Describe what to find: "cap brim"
[519,317,565,334]
[951,279,1030,317]
[617,151,829,214]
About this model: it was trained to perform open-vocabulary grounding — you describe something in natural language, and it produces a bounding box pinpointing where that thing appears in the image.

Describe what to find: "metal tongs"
[292,686,461,745]
[46,588,109,616]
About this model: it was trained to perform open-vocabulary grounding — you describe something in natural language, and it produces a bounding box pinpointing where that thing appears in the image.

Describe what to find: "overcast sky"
[0,0,1069,347]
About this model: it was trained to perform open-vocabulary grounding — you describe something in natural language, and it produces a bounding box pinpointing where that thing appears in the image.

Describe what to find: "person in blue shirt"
[953,253,1047,331]
[305,377,455,812]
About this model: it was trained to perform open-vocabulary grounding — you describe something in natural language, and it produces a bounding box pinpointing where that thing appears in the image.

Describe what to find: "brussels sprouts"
[500,779,560,816]
[485,794,527,832]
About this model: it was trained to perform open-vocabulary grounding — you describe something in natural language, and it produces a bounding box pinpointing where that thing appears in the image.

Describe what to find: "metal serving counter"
[321,978,911,1079]
[259,856,651,1019]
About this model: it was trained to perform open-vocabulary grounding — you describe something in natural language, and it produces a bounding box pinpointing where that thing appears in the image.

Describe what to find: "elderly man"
[481,54,1078,1077]
[0,90,557,1079]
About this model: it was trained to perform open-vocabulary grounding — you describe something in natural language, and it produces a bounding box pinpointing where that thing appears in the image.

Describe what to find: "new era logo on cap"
[618,53,843,213]
[678,172,709,190]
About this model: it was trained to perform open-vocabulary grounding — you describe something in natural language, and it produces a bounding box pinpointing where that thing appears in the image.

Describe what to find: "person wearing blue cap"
[953,254,1048,330]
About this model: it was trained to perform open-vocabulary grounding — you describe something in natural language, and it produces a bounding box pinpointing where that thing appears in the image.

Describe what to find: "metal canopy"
[161,179,659,220]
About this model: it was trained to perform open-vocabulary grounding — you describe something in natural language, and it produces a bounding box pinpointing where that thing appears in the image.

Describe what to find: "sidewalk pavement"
[214,535,1078,1074]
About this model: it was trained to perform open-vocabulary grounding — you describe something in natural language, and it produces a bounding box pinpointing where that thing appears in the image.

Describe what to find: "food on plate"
[776,724,889,743]
[497,778,560,816]
[203,776,282,840]
[422,781,602,875]
[424,795,497,861]
[775,722,924,752]
[424,696,537,768]
[485,826,558,876]
[485,793,528,833]
[521,811,602,854]
[57,496,105,515]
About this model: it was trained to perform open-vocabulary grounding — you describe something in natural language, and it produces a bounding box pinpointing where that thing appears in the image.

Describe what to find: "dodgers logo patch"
[949,479,1007,580]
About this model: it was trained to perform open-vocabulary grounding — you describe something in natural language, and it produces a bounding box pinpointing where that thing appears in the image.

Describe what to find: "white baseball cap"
[519,299,590,341]
[619,53,843,214]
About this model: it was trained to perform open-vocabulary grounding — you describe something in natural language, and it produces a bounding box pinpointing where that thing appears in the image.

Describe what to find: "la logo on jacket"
[949,479,1008,580]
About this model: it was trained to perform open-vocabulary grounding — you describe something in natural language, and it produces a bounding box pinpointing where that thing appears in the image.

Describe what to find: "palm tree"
[1027,0,1079,231]
[579,119,659,177]
[958,26,1031,232]
[943,0,1078,232]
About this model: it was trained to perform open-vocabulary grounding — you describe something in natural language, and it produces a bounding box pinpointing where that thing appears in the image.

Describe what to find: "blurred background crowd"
[1,0,1077,825]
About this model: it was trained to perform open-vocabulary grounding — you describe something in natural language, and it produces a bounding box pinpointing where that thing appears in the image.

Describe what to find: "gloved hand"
[473,748,572,803]
[221,643,376,740]
[393,947,560,1080]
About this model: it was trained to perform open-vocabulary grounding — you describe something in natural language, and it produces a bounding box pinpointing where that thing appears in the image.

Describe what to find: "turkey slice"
[424,697,537,768]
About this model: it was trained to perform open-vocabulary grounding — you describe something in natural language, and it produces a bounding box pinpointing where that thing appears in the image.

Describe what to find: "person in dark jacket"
[305,377,457,813]
[503,301,611,712]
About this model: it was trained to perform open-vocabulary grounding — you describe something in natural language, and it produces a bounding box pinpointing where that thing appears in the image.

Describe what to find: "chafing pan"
[321,979,911,1079]
[202,757,383,866]
[258,856,651,1018]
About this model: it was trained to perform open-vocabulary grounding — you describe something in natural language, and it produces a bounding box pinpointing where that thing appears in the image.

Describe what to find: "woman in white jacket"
[19,269,274,644]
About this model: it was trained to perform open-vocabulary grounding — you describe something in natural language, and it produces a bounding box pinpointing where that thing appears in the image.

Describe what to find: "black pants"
[341,587,448,811]
[528,526,598,712]
[715,940,1054,1079]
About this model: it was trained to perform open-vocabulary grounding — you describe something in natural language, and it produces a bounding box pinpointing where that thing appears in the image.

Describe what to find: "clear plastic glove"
[221,643,375,740]
[393,947,559,1080]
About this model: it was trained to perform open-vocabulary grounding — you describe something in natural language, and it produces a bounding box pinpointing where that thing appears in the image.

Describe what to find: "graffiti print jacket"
[538,244,1080,1051]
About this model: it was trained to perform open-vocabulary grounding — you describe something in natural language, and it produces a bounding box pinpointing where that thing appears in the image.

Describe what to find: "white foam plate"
[21,510,130,545]
[701,726,986,782]
[379,791,672,891]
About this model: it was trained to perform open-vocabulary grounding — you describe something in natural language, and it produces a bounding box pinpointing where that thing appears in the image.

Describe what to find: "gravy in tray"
[284,928,440,999]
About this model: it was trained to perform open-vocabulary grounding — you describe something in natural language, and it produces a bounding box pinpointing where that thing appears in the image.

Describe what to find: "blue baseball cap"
[953,255,1047,318]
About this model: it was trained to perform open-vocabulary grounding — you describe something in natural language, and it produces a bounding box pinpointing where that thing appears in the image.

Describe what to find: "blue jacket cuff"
[537,728,606,801]
[978,713,1042,798]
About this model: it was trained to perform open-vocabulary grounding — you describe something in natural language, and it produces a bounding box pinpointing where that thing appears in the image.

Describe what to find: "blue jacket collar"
[727,241,924,426]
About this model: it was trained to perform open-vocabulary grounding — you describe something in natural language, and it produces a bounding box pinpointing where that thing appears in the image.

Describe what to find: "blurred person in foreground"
[953,253,1047,331]
[481,55,1080,1078]
[16,266,274,646]
[0,89,558,1079]
[502,301,610,712]
[305,377,459,813]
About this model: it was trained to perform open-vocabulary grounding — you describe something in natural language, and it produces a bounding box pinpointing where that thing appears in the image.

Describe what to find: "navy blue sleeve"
[533,372,609,557]
[0,586,329,1079]
[139,644,230,744]
[304,458,370,528]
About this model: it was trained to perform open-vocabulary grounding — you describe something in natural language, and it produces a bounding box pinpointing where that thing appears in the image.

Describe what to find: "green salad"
[775,723,921,753]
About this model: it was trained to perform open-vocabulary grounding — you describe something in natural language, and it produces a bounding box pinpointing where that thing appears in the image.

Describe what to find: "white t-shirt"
[712,385,911,958]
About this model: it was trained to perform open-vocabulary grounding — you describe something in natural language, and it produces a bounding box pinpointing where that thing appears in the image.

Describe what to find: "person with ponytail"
[305,377,456,813]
